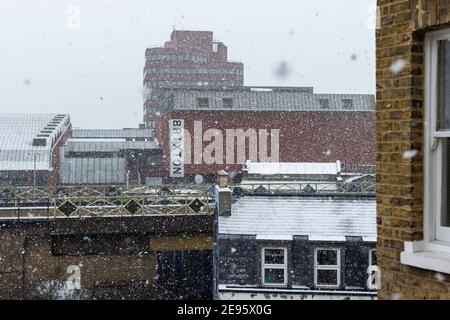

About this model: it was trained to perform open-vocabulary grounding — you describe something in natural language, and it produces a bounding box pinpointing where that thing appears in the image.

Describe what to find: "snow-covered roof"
[219,196,376,241]
[64,140,159,153]
[0,113,70,171]
[344,174,376,184]
[71,129,154,139]
[244,161,341,175]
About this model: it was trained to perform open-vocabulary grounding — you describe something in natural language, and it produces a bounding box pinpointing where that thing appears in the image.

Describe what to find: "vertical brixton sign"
[169,119,184,177]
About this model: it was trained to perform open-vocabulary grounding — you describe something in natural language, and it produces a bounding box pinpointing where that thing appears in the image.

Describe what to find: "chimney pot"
[217,170,229,188]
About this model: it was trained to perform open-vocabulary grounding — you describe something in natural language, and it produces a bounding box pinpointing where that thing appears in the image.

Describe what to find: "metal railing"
[0,184,215,218]
[49,193,214,218]
[0,181,375,218]
[233,181,376,195]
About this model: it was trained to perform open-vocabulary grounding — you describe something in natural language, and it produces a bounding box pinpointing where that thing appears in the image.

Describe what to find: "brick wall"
[156,110,376,179]
[376,0,450,299]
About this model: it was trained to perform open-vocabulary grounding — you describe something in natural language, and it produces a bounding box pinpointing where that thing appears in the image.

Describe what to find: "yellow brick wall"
[0,227,157,299]
[377,0,450,299]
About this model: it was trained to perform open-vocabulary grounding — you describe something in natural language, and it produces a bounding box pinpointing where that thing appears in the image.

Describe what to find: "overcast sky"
[0,0,376,129]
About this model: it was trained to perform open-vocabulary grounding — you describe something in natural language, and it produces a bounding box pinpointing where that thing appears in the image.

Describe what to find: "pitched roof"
[218,196,376,241]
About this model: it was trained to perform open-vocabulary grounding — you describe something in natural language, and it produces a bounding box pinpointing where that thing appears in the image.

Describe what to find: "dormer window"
[261,248,287,287]
[222,98,233,108]
[319,99,330,109]
[342,99,353,109]
[197,98,209,108]
[314,248,341,288]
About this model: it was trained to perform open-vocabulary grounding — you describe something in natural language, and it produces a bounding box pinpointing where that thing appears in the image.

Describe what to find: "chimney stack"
[216,170,232,216]
[217,170,229,188]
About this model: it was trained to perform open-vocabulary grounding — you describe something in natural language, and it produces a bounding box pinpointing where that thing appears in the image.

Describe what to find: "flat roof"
[244,161,341,175]
[157,87,375,113]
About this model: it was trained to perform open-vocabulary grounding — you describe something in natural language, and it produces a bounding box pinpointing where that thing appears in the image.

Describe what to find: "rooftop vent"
[32,138,47,146]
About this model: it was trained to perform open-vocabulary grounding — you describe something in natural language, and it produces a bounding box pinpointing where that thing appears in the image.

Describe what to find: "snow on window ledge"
[401,241,450,274]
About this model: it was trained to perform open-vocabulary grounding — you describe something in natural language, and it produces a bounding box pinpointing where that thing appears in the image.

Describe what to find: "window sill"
[401,241,450,274]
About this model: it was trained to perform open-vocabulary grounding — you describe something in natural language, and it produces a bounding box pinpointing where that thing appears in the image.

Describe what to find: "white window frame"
[426,30,450,243]
[402,29,450,274]
[314,248,341,289]
[261,247,288,288]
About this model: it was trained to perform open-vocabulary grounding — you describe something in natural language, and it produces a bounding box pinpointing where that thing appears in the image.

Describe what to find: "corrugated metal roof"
[60,157,126,184]
[219,196,376,239]
[71,129,154,139]
[244,161,341,175]
[0,113,70,171]
[160,89,375,112]
[65,140,159,153]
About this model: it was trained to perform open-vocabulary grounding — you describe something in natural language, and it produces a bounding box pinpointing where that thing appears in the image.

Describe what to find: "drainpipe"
[213,170,232,300]
[21,235,29,299]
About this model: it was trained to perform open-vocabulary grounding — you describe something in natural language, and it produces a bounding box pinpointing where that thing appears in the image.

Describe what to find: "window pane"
[264,268,285,284]
[264,249,285,265]
[443,138,450,227]
[317,270,338,286]
[370,250,377,266]
[437,40,450,130]
[316,249,337,265]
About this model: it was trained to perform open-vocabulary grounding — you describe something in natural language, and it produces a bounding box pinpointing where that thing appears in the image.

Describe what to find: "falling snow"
[389,58,407,75]
[403,150,418,159]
